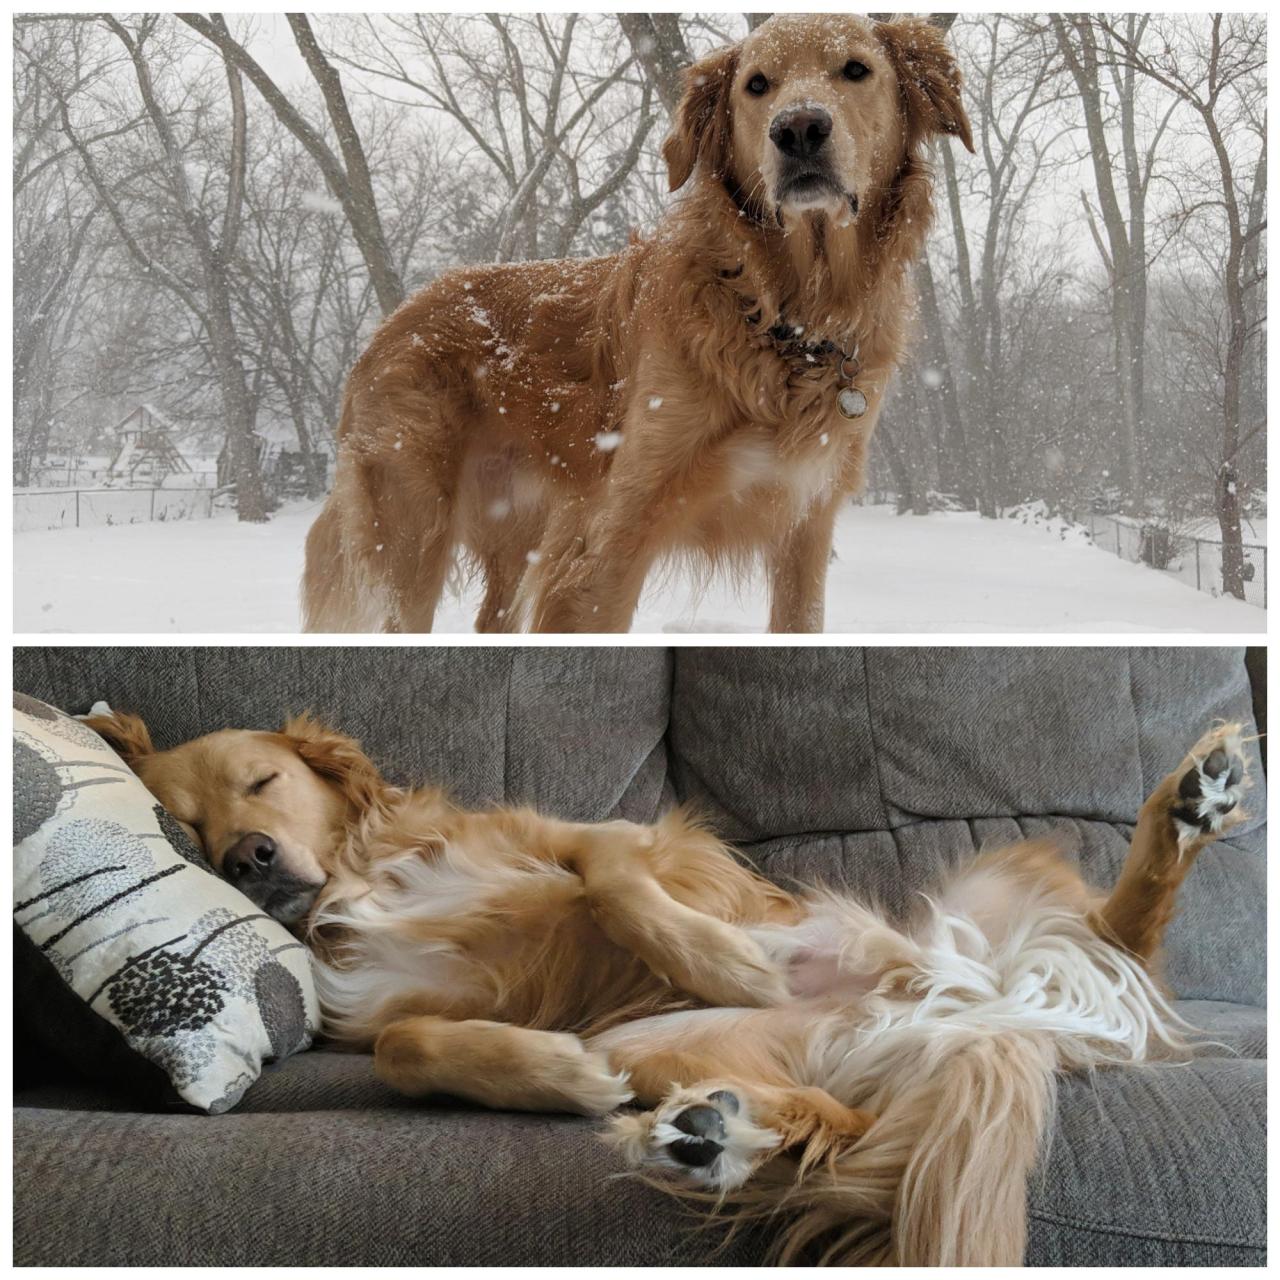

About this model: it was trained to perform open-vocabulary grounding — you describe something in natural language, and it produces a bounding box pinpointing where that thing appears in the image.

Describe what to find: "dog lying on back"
[302,14,974,633]
[87,706,1249,1264]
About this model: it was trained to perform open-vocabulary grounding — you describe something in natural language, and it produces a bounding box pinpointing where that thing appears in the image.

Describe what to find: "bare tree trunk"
[94,16,268,520]
[1052,15,1148,513]
[940,139,997,518]
[616,14,691,114]
[179,12,404,315]
[914,252,974,509]
[876,425,925,515]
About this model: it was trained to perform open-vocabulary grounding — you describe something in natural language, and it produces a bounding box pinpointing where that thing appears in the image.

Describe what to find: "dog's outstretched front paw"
[607,1084,779,1192]
[1170,724,1250,845]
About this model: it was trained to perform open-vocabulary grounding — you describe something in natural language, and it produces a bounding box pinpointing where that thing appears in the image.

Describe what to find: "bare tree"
[178,13,404,315]
[1101,12,1266,597]
[1048,16,1179,513]
[45,15,268,518]
[934,15,1070,517]
[332,14,657,263]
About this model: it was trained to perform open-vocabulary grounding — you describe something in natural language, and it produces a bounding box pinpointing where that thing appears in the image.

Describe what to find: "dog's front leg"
[374,1014,633,1115]
[567,826,790,1008]
[530,390,704,631]
[768,496,841,633]
[530,485,661,633]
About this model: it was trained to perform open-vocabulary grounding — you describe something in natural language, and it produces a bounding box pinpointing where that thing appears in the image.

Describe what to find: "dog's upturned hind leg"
[1094,723,1251,962]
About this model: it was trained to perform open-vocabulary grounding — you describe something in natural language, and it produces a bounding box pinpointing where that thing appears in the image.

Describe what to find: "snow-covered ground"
[13,500,1264,634]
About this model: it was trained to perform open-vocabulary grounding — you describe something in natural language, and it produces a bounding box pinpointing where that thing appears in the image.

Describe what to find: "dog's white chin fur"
[777,189,857,230]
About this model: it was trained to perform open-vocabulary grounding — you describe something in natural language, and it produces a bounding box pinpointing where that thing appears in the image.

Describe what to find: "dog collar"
[739,303,869,420]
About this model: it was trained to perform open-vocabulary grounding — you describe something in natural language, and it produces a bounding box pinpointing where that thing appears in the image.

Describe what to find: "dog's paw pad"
[608,1084,779,1191]
[666,1103,726,1167]
[1170,726,1250,843]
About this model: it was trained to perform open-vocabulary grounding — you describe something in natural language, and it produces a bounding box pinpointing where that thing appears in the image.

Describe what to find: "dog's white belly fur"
[596,862,1186,1106]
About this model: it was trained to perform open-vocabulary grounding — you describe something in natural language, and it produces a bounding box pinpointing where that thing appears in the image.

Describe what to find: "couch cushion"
[670,648,1263,839]
[1175,1001,1266,1059]
[14,1048,1263,1266]
[13,647,674,822]
[1027,1057,1265,1265]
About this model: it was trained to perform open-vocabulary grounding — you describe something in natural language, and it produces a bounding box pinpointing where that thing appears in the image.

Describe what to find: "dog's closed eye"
[247,773,279,796]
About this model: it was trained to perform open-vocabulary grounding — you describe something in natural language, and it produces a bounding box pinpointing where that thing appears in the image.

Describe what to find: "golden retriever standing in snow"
[302,14,974,633]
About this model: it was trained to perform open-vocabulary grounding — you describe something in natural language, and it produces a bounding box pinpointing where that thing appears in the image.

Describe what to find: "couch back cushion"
[669,647,1263,839]
[13,648,673,823]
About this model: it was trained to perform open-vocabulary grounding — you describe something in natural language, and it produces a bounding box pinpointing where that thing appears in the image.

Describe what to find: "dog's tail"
[738,1032,1055,1265]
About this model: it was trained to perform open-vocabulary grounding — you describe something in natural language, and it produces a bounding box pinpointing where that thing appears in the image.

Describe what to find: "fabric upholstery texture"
[12,646,1266,1265]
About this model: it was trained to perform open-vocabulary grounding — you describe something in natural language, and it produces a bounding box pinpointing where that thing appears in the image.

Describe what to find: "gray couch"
[13,647,1266,1265]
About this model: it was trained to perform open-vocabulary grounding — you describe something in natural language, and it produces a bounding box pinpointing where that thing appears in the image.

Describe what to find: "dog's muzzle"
[222,831,322,923]
[769,106,855,217]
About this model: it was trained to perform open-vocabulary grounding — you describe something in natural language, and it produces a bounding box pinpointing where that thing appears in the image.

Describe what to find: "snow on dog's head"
[664,14,973,229]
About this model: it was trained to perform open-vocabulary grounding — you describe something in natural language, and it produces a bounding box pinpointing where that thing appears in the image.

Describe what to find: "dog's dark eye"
[248,773,278,796]
[746,72,769,96]
[843,60,870,82]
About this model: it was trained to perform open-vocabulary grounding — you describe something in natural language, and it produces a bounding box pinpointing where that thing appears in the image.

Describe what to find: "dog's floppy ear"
[663,42,741,192]
[282,713,390,815]
[84,709,155,767]
[876,18,975,154]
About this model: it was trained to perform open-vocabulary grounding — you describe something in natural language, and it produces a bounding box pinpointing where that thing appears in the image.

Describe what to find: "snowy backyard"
[14,501,1264,634]
[15,15,1265,630]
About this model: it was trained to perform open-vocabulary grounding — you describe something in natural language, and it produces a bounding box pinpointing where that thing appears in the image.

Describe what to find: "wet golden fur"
[86,709,1246,1264]
[302,15,975,634]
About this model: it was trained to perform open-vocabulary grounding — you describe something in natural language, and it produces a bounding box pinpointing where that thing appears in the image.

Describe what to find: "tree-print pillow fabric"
[13,693,319,1113]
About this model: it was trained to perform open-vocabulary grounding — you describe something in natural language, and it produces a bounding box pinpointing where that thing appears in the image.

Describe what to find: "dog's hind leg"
[1093,723,1251,962]
[371,483,455,633]
[302,501,357,632]
[596,1010,874,1192]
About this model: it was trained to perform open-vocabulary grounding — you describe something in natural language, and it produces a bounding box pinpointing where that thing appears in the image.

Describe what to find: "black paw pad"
[1171,749,1243,835]
[668,1104,726,1168]
[1203,747,1229,780]
[708,1089,741,1115]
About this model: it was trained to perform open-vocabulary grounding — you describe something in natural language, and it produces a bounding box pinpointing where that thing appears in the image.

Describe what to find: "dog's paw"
[680,918,792,1009]
[1170,724,1250,846]
[608,1083,779,1191]
[549,1041,636,1116]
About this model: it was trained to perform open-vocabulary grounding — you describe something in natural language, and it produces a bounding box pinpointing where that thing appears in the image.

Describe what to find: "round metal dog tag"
[837,387,868,419]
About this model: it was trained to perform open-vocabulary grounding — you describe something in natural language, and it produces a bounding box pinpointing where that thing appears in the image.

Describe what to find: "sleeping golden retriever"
[302,14,974,633]
[86,706,1249,1265]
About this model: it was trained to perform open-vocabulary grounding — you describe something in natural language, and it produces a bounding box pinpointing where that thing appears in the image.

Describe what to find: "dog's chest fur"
[310,840,658,1045]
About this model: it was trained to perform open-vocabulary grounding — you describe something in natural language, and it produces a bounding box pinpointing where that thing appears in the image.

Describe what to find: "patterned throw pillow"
[12,693,319,1113]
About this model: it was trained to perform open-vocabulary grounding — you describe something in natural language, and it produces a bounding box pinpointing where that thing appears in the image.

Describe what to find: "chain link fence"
[1082,510,1266,609]
[13,486,217,533]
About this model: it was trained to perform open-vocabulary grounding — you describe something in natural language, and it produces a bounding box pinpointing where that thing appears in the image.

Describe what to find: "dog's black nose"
[770,108,833,158]
[225,832,276,881]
